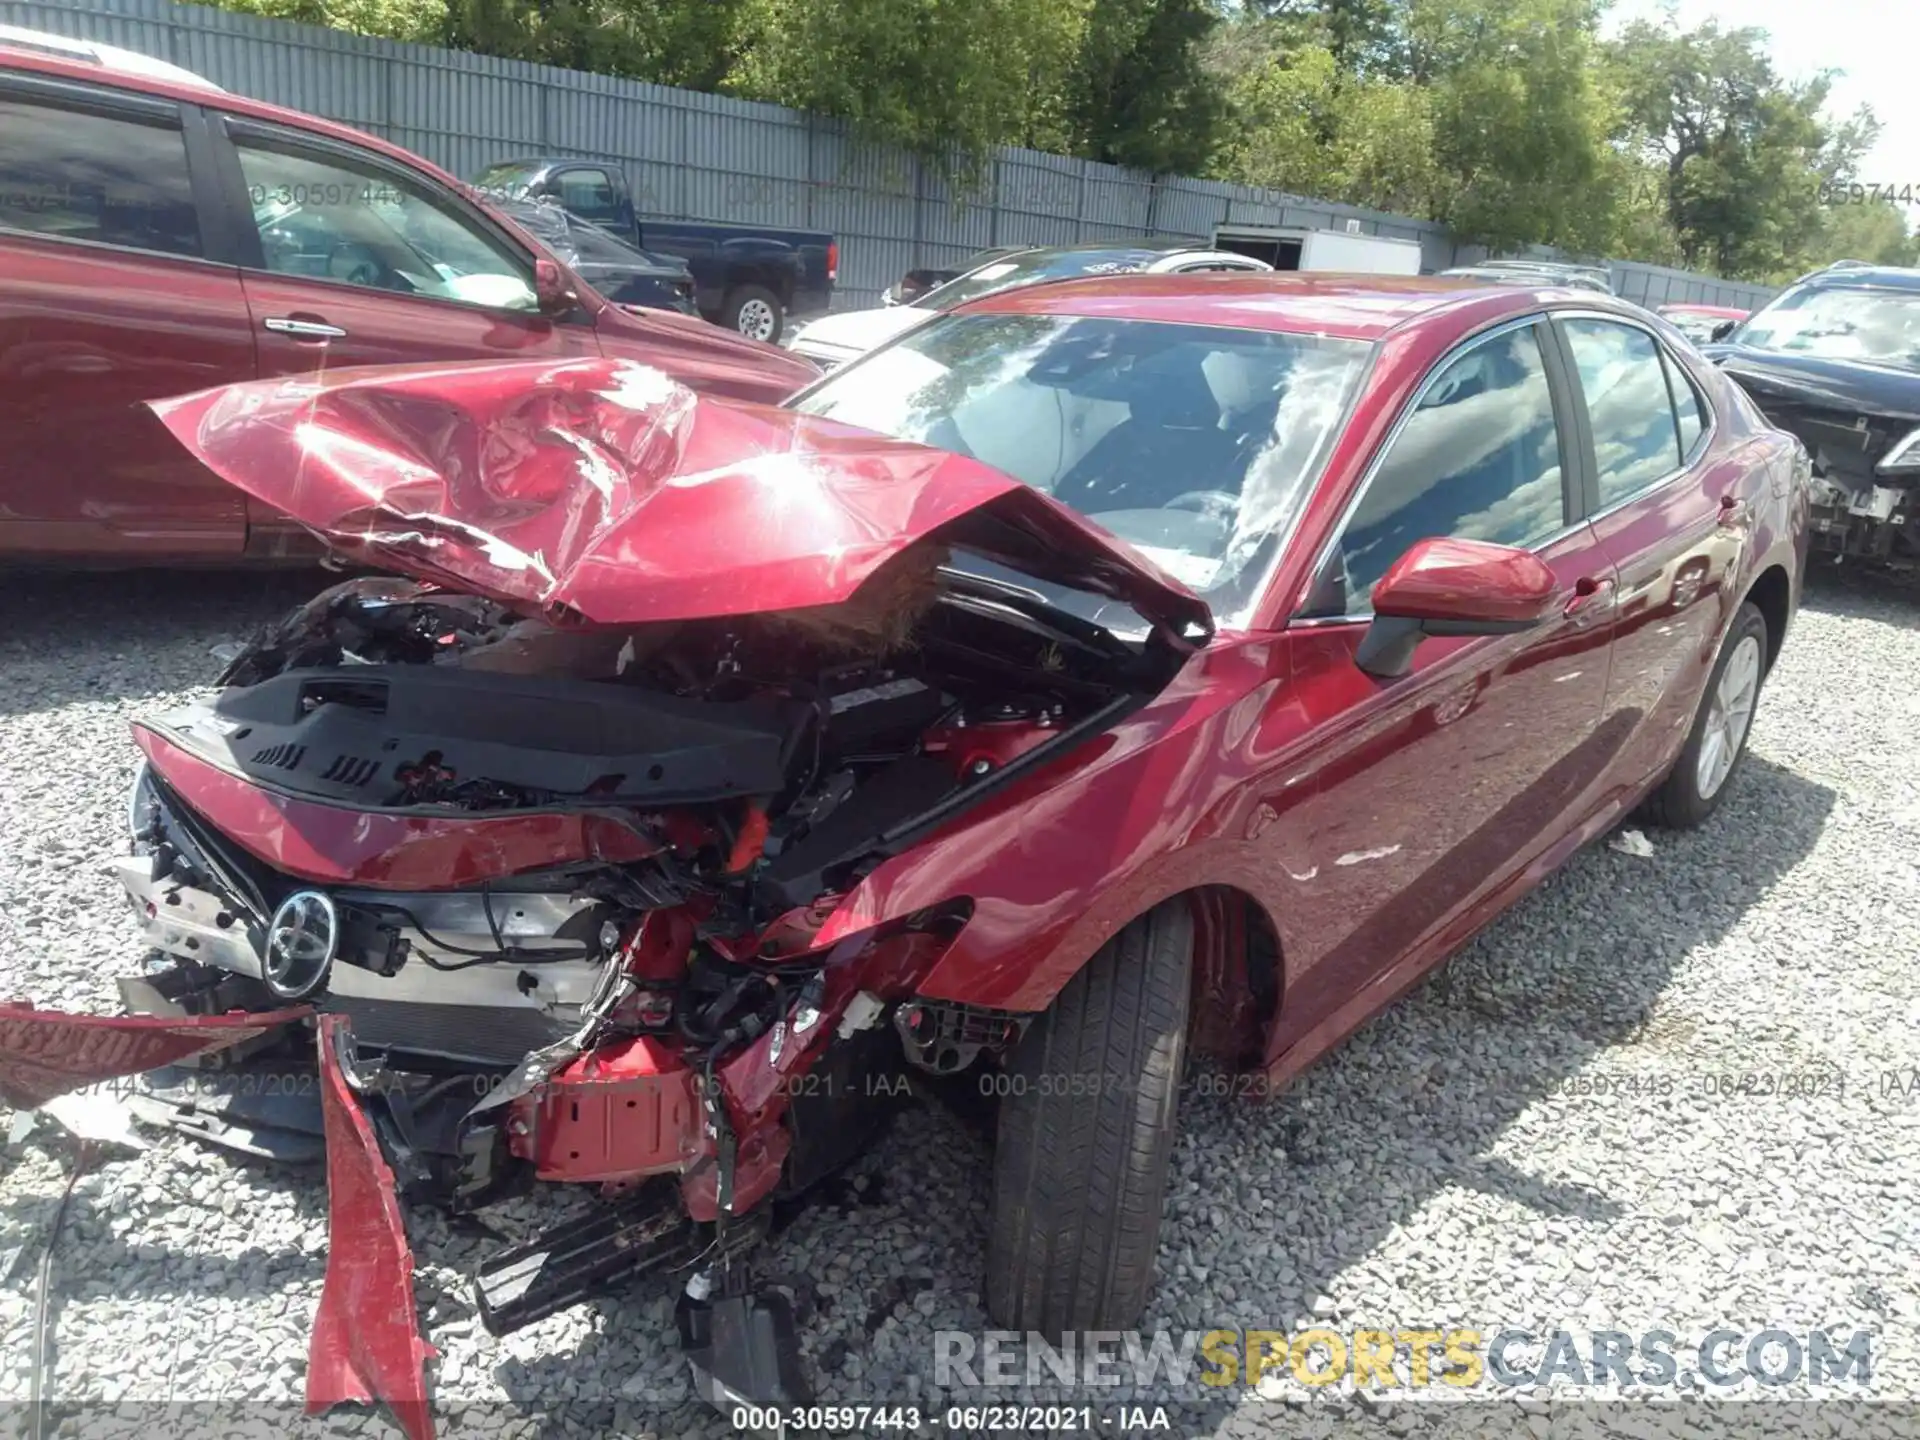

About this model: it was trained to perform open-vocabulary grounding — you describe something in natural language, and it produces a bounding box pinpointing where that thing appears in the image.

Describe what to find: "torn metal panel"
[0,1003,311,1110]
[306,1015,436,1440]
[147,357,1208,636]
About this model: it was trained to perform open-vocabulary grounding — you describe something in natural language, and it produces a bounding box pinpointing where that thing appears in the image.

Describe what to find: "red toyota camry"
[0,273,1809,1433]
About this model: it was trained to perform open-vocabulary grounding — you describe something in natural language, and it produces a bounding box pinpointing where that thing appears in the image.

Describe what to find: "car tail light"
[827,241,839,284]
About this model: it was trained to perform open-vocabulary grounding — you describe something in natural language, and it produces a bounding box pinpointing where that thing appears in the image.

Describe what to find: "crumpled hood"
[1706,344,1920,422]
[149,357,1210,636]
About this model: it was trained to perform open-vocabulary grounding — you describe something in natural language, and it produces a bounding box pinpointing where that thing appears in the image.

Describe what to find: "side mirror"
[882,283,904,307]
[1355,537,1558,680]
[1709,318,1738,343]
[534,258,576,314]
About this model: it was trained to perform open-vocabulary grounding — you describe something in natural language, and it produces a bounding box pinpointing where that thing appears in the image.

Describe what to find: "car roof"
[0,23,224,89]
[960,271,1630,343]
[1795,263,1920,292]
[0,38,467,191]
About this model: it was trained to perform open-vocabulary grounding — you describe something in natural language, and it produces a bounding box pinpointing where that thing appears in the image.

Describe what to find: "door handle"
[1563,576,1616,625]
[262,316,348,341]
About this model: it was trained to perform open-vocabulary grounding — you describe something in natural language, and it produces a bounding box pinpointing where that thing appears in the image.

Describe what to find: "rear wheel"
[722,283,783,343]
[985,904,1192,1336]
[1641,600,1769,828]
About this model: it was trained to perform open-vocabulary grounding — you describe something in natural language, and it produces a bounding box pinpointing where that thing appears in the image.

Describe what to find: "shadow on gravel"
[1800,558,1920,627]
[1184,750,1838,1319]
[0,1137,327,1304]
[0,570,327,717]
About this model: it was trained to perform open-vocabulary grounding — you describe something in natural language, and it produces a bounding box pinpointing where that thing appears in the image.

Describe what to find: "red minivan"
[0,27,819,563]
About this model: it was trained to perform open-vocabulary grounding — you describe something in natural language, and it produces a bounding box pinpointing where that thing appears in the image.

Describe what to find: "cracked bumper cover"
[308,1014,437,1440]
[0,1002,436,1440]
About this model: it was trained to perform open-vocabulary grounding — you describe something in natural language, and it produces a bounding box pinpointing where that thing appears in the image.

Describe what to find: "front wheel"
[985,904,1192,1337]
[1640,600,1769,828]
[721,283,784,343]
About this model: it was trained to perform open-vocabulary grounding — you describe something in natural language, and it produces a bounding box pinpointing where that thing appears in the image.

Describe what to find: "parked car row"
[472,157,838,343]
[786,241,1273,368]
[1700,260,1920,568]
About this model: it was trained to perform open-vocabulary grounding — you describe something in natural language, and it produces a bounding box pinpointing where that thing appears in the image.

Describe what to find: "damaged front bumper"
[0,931,941,1432]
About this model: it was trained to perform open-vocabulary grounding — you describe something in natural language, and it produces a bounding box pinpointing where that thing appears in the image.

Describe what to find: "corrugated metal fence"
[6,0,1780,313]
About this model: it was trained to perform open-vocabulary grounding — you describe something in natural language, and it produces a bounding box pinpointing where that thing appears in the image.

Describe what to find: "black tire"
[1640,600,1770,829]
[986,904,1193,1337]
[721,283,784,343]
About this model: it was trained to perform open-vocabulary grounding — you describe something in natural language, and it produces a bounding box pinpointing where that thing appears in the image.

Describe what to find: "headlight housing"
[1878,425,1920,474]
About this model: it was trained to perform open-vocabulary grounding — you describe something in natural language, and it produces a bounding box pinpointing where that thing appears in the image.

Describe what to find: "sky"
[1604,0,1920,218]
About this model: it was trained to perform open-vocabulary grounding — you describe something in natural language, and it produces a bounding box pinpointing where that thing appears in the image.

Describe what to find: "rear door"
[1267,317,1619,1060]
[1551,314,1748,795]
[0,75,252,558]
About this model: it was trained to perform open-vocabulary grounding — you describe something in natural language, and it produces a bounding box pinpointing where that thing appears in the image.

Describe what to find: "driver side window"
[233,136,537,312]
[1307,321,1569,618]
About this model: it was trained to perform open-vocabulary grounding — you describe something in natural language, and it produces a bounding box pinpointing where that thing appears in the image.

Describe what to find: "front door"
[214,119,599,547]
[1268,317,1618,1060]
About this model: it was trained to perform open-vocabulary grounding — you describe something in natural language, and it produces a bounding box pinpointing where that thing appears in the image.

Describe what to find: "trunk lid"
[150,357,1211,638]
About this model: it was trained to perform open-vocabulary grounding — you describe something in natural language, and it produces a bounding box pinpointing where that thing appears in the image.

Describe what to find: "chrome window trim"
[1290,312,1559,624]
[1555,308,1719,527]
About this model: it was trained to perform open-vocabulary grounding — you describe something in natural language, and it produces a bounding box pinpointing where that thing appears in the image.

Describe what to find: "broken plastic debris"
[1608,828,1656,858]
[835,991,885,1040]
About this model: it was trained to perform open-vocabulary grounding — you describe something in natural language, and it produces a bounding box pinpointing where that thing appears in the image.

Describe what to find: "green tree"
[723,0,1087,171]
[1063,0,1225,174]
[1408,0,1620,253]
[1803,200,1920,270]
[1608,18,1879,279]
[213,0,448,44]
[1210,36,1437,216]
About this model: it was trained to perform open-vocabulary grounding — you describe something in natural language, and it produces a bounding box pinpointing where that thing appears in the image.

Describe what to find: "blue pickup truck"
[475,158,837,343]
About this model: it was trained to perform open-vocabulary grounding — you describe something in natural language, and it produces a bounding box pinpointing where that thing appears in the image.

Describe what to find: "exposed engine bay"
[87,552,1180,1424]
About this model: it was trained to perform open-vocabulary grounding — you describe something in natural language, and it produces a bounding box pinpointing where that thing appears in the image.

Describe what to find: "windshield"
[791,313,1373,628]
[917,249,1162,313]
[1735,284,1920,370]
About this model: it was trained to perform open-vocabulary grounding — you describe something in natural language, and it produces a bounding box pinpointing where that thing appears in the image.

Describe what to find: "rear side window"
[1561,318,1683,507]
[1662,349,1707,459]
[0,96,201,258]
[1312,322,1568,617]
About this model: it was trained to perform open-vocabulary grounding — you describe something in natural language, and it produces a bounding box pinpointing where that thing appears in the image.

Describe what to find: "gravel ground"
[0,566,1916,1440]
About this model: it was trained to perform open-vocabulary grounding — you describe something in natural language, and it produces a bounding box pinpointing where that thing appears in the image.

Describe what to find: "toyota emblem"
[263,890,338,1000]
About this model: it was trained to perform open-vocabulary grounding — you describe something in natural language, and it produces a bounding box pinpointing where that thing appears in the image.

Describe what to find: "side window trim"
[1293,313,1578,623]
[0,77,225,267]
[216,114,541,286]
[1549,308,1720,520]
[1659,347,1710,465]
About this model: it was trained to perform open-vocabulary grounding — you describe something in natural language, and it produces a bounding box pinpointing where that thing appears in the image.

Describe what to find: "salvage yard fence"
[8,0,1781,313]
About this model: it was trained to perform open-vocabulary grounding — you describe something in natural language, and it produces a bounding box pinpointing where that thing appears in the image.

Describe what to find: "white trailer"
[1211,224,1425,276]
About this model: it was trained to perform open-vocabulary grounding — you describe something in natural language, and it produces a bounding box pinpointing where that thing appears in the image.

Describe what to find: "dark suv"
[0,27,816,565]
[1703,261,1920,567]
